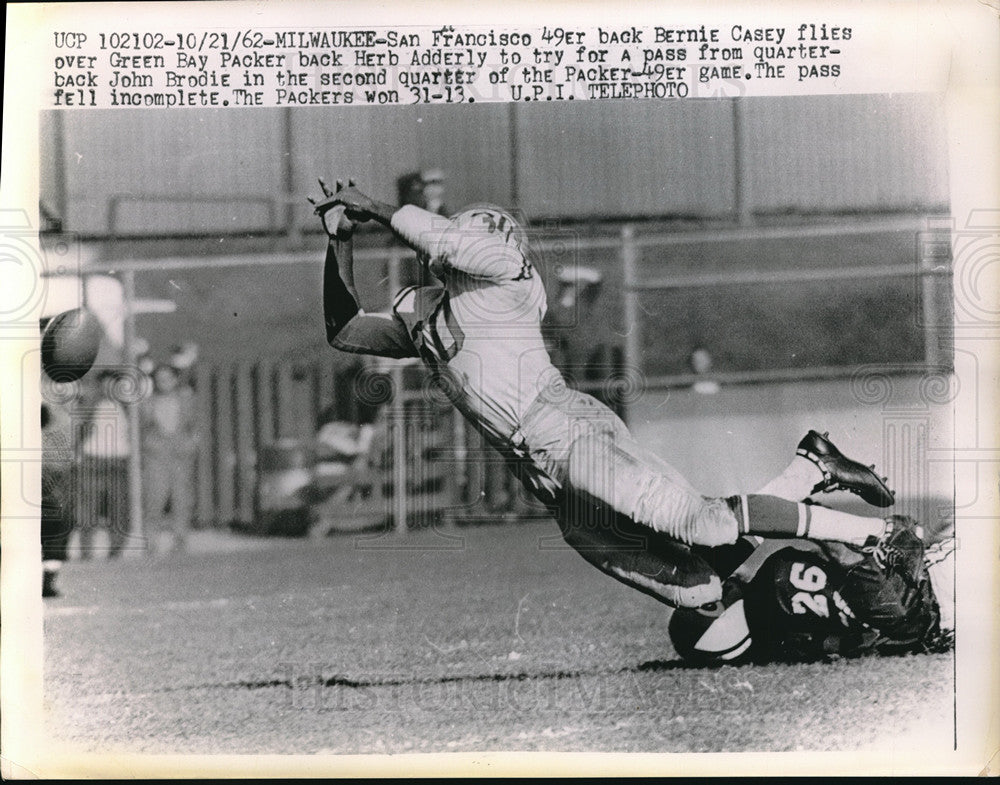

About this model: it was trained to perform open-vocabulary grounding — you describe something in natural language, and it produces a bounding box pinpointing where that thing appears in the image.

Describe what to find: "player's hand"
[330,183,379,223]
[309,178,373,218]
[308,178,358,238]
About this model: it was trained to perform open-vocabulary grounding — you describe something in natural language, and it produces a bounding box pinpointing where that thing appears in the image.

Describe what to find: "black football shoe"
[42,568,60,598]
[796,430,895,508]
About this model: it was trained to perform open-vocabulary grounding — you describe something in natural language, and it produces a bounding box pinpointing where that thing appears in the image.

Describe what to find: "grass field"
[40,520,954,769]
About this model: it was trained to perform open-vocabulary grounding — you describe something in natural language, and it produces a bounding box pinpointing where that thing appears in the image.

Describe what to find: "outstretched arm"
[322,234,361,344]
[315,184,442,256]
[319,185,527,281]
[311,179,417,359]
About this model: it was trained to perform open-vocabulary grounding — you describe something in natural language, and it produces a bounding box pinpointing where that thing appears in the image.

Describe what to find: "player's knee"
[566,428,620,499]
[565,432,737,547]
[689,498,739,547]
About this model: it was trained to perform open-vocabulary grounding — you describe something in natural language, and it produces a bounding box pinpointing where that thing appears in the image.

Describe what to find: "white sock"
[755,456,824,501]
[805,505,886,545]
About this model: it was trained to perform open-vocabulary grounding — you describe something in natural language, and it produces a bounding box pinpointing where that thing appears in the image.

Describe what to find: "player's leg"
[755,430,894,507]
[729,493,889,544]
[568,425,890,548]
[555,494,722,608]
[142,454,171,554]
[106,457,129,558]
[923,536,955,645]
[41,467,71,597]
[520,390,721,607]
[168,460,196,552]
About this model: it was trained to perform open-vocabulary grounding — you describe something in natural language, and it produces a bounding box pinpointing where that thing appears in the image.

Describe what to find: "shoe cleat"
[797,430,895,508]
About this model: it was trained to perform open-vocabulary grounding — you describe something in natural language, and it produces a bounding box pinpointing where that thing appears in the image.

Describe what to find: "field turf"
[41,520,953,764]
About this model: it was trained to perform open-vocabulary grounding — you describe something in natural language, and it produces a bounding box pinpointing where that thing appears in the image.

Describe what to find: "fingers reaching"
[309,177,361,216]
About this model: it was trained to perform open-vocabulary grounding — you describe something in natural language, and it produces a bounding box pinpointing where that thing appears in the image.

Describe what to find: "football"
[41,307,103,382]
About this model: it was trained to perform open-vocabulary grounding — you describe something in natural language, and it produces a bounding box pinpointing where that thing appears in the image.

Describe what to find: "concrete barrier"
[628,372,956,534]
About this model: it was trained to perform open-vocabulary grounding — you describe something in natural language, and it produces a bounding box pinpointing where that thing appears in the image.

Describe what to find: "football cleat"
[797,430,895,508]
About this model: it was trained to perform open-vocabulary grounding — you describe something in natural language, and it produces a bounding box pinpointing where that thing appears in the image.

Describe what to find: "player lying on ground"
[668,514,956,662]
[310,179,898,609]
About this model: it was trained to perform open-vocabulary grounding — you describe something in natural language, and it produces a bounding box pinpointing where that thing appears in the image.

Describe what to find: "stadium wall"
[42,93,949,236]
[628,371,958,536]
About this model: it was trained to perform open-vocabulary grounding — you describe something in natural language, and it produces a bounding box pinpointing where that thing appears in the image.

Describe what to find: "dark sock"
[726,494,882,544]
[726,494,804,537]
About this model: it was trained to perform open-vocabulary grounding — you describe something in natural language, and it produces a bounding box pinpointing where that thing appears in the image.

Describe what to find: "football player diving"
[309,178,904,611]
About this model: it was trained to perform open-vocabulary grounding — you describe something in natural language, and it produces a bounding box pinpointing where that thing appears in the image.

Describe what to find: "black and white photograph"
[2,0,998,777]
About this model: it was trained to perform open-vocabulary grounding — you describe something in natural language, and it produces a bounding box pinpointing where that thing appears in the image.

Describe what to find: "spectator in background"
[40,400,75,597]
[689,346,721,395]
[396,171,425,211]
[396,168,449,216]
[168,341,200,391]
[136,352,156,379]
[140,363,199,554]
[392,168,451,291]
[133,336,154,375]
[419,168,448,216]
[76,369,131,559]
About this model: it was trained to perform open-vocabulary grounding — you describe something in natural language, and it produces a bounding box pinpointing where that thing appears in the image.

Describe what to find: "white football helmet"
[449,203,528,253]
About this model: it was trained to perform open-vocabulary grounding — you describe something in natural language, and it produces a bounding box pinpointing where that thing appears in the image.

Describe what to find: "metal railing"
[617,217,951,386]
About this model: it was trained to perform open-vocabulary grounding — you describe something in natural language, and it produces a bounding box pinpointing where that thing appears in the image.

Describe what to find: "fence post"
[732,98,753,227]
[386,247,408,535]
[194,363,214,527]
[919,225,947,368]
[621,224,640,424]
[121,269,145,552]
[233,361,256,525]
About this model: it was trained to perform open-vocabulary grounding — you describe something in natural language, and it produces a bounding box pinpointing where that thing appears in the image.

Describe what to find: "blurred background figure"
[396,167,448,216]
[134,336,156,377]
[419,167,447,215]
[545,263,605,373]
[168,341,200,391]
[689,347,721,395]
[40,401,74,597]
[395,170,424,211]
[392,167,450,290]
[75,369,131,560]
[140,363,199,554]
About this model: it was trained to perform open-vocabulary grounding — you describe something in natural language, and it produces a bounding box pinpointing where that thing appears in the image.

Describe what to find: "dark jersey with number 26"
[739,530,942,660]
[685,524,943,663]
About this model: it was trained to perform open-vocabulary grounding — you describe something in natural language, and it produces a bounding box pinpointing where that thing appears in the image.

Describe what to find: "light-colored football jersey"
[390,206,559,446]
